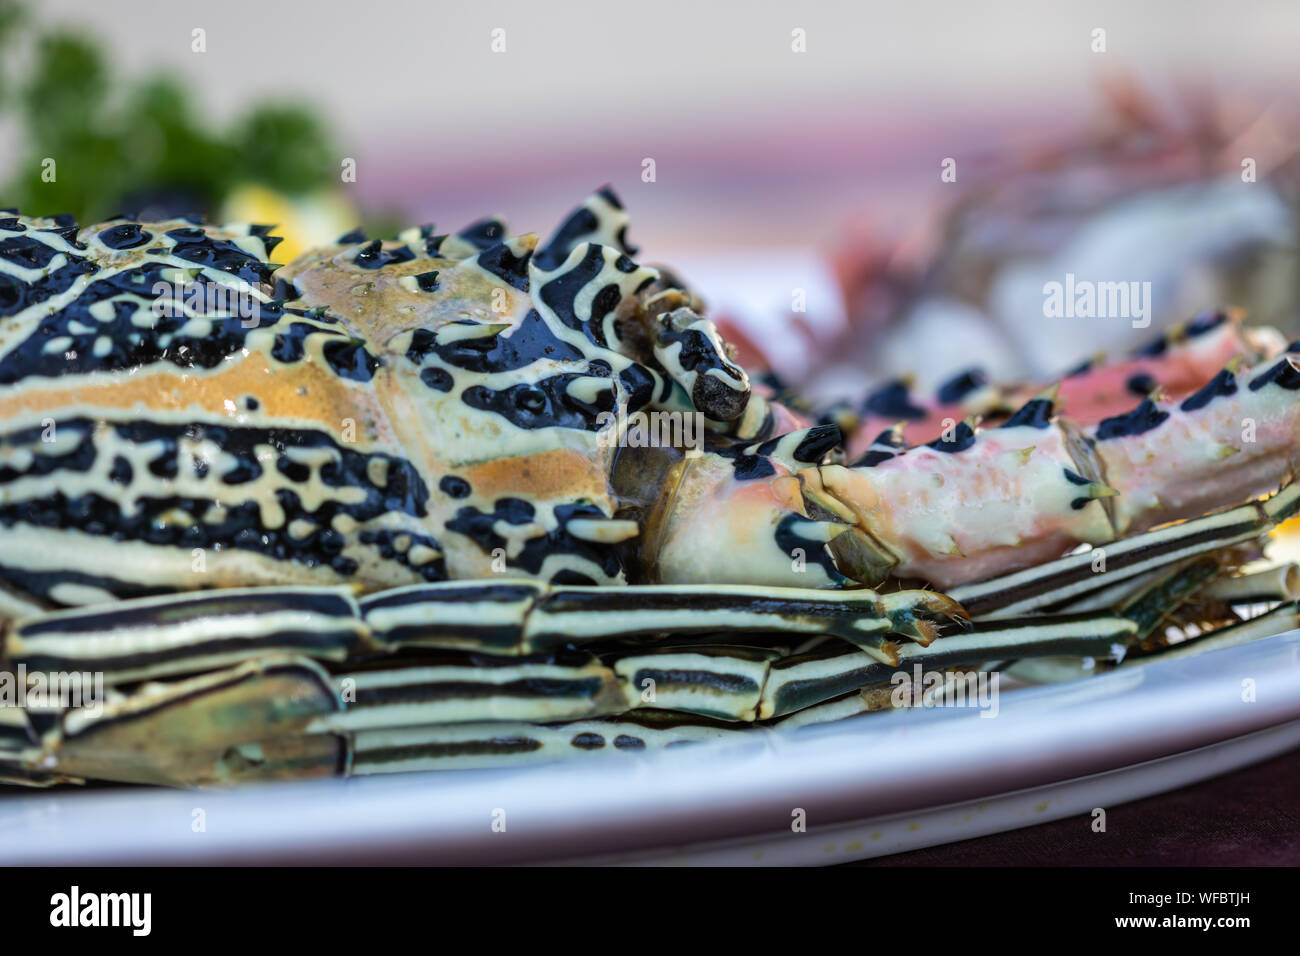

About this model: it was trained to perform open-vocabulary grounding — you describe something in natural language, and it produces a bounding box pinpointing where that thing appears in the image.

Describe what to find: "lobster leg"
[4,587,370,686]
[758,613,1137,720]
[1118,601,1300,666]
[2,652,759,783]
[1203,564,1300,604]
[326,577,1297,775]
[10,583,1286,785]
[360,581,967,662]
[844,310,1284,452]
[1090,356,1300,535]
[2,657,347,787]
[804,400,1119,587]
[801,355,1300,591]
[945,491,1284,618]
[346,711,735,775]
[0,577,968,784]
[311,648,630,732]
[0,603,1152,786]
[3,579,965,689]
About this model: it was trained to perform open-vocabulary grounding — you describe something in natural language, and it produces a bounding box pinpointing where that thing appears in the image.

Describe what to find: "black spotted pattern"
[461,369,616,432]
[1249,358,1300,392]
[474,243,531,292]
[353,239,416,270]
[1,219,381,385]
[1001,398,1054,430]
[1095,398,1170,440]
[444,498,622,584]
[456,219,506,250]
[1181,368,1238,411]
[925,421,977,453]
[936,368,987,404]
[0,232,98,318]
[405,311,584,376]
[862,381,926,420]
[537,244,647,349]
[0,418,442,587]
[775,513,847,584]
[848,427,905,468]
[656,320,749,422]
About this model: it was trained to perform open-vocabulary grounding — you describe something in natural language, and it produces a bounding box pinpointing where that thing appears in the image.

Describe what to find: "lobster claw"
[797,469,901,587]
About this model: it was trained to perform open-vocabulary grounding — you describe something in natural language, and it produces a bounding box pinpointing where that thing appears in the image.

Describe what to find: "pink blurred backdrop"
[4,0,1297,378]
[3,1,1294,246]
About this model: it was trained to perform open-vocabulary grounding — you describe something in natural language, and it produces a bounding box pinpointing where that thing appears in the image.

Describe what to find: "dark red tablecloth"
[853,747,1300,866]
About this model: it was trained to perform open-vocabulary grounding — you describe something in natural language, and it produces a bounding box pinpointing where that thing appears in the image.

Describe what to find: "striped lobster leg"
[755,613,1137,720]
[360,581,967,662]
[1012,591,1300,686]
[1089,355,1300,536]
[7,602,1288,785]
[313,649,631,732]
[2,555,1242,785]
[0,654,753,784]
[0,578,964,786]
[0,628,1086,785]
[0,611,1183,783]
[1117,601,1300,666]
[3,579,965,684]
[944,484,1298,618]
[220,588,1300,776]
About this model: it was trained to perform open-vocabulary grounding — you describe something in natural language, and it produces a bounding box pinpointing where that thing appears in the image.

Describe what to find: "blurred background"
[2,0,1299,391]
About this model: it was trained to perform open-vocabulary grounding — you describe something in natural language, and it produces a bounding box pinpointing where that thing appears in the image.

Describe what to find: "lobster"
[0,191,1296,786]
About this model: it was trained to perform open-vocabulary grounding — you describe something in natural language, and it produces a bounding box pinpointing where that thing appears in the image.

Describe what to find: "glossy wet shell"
[0,195,689,614]
[273,216,665,587]
[5,192,1300,787]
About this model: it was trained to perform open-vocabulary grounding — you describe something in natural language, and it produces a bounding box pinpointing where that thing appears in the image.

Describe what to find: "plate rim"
[2,628,1298,865]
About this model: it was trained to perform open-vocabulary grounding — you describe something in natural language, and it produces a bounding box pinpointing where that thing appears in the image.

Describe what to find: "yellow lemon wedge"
[221,184,358,265]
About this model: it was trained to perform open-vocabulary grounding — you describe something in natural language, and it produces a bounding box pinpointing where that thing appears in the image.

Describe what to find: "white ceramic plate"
[2,627,1298,865]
